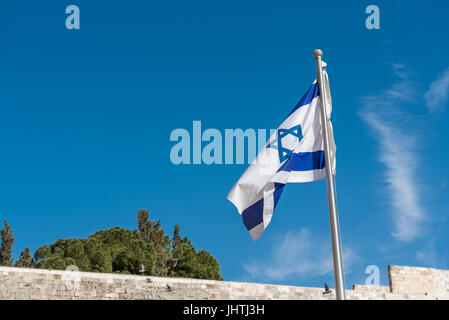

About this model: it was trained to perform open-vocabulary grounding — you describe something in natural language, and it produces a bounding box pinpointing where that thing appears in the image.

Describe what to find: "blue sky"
[1,1,449,289]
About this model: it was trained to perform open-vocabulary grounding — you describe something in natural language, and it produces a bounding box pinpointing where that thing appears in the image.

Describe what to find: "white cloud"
[242,228,358,282]
[424,66,449,112]
[360,72,426,242]
[362,112,425,242]
[391,63,411,80]
[415,238,448,269]
[384,81,417,103]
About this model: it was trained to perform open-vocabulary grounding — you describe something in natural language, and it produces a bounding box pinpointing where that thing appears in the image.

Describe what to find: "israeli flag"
[227,70,336,241]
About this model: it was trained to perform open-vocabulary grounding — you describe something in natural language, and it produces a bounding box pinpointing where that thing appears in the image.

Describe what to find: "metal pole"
[313,49,346,300]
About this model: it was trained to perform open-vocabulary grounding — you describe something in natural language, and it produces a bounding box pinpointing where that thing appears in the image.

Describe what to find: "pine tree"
[33,228,156,275]
[172,224,181,249]
[135,209,171,276]
[0,220,14,266]
[15,248,34,268]
[3,209,222,280]
[170,225,222,280]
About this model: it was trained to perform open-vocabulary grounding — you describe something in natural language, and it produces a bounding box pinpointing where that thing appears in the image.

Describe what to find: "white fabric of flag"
[227,69,336,240]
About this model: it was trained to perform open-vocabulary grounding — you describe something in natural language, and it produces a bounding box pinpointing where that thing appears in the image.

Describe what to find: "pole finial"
[313,49,323,58]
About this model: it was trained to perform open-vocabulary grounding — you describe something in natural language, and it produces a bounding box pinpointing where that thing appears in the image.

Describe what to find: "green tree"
[135,209,171,276]
[27,209,223,281]
[0,220,14,266]
[34,240,82,271]
[14,248,34,268]
[63,238,90,270]
[89,227,156,275]
[172,224,181,249]
[33,228,156,275]
[171,241,222,280]
[34,244,51,264]
[195,250,223,280]
[84,238,112,273]
[171,241,198,278]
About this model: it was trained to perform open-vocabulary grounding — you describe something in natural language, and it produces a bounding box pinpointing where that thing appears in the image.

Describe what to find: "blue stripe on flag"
[273,182,285,207]
[286,82,319,118]
[277,151,325,172]
[241,183,286,232]
[241,198,263,231]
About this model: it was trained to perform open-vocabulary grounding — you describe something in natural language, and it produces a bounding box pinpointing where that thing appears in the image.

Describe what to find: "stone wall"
[0,265,447,300]
[388,265,449,299]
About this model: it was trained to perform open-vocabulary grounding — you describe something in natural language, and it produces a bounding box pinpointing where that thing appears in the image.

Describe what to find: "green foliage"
[135,209,171,276]
[14,209,222,281]
[196,250,223,281]
[0,220,14,266]
[171,241,198,278]
[84,238,112,273]
[170,228,222,281]
[34,239,85,271]
[34,227,156,275]
[172,224,181,249]
[14,248,34,268]
[89,227,156,274]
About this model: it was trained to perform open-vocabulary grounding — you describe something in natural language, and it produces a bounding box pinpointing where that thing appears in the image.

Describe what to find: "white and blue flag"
[227,69,336,241]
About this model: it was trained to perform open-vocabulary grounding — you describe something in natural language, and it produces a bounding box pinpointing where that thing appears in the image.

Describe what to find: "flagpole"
[313,49,346,300]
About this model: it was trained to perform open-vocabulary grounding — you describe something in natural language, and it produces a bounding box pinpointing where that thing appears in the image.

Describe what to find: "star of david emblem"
[268,124,303,163]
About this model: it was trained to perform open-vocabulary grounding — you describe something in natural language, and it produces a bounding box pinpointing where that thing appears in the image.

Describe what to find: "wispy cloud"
[362,112,425,241]
[424,66,449,113]
[415,237,448,269]
[242,228,358,282]
[360,70,426,242]
[391,63,411,80]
